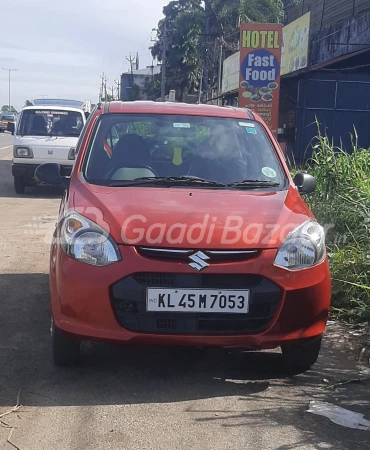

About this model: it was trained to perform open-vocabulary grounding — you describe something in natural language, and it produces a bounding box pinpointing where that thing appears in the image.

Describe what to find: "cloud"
[0,0,164,109]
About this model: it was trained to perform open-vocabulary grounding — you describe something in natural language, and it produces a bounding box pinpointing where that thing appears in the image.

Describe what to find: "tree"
[129,84,141,101]
[143,74,162,101]
[100,94,114,102]
[152,0,284,101]
[151,0,203,101]
[25,100,33,107]
[1,105,17,113]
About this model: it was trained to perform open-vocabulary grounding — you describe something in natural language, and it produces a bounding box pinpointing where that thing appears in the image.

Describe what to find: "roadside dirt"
[0,134,369,450]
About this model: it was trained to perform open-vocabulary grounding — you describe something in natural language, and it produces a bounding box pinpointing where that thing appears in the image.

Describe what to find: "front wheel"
[51,320,81,367]
[14,176,26,194]
[281,336,322,372]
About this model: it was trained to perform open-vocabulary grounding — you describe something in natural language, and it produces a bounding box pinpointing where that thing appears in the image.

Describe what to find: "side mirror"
[7,122,15,134]
[293,173,316,194]
[35,163,70,189]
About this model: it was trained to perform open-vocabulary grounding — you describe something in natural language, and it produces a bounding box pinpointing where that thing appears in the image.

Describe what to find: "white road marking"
[0,145,12,150]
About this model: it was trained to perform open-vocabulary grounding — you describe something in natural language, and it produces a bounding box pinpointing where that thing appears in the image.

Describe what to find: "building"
[120,64,161,101]
[221,0,370,162]
[281,0,370,162]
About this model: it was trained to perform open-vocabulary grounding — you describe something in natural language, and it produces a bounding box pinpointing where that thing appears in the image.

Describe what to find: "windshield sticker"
[246,127,257,134]
[262,167,277,178]
[239,122,255,127]
[35,110,69,115]
[173,123,190,128]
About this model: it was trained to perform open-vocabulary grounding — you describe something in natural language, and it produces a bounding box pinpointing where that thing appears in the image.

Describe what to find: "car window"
[17,109,84,137]
[83,114,286,187]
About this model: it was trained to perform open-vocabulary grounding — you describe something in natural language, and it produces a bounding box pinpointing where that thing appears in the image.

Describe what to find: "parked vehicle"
[11,103,87,194]
[0,111,16,133]
[35,101,331,369]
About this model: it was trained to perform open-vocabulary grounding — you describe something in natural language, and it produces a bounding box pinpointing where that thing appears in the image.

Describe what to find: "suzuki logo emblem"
[189,251,210,272]
[48,149,53,155]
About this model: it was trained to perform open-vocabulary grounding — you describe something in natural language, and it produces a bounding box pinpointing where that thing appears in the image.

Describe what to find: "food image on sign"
[239,50,280,104]
[239,25,282,137]
[288,25,300,53]
[300,26,309,49]
[281,12,310,75]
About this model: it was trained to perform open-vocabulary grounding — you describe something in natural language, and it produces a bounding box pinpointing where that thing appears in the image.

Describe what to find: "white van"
[12,104,87,194]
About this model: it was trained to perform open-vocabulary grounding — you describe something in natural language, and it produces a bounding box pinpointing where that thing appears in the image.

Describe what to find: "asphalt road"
[0,130,369,449]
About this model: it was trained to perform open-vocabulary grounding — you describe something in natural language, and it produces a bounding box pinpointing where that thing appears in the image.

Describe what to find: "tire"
[14,177,26,194]
[51,320,81,367]
[281,336,322,372]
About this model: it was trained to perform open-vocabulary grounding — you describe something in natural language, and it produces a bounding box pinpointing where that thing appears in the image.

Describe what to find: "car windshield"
[17,109,84,137]
[1,114,15,121]
[83,114,286,189]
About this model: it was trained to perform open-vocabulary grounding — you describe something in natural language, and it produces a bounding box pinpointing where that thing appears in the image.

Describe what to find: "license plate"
[146,289,249,313]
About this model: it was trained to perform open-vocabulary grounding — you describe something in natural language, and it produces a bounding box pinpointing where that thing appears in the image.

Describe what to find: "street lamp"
[2,68,17,111]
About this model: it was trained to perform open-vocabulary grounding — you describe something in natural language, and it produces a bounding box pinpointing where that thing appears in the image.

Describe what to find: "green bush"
[295,131,370,322]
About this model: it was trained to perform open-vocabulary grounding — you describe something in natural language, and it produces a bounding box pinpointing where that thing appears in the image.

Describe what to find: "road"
[0,130,369,450]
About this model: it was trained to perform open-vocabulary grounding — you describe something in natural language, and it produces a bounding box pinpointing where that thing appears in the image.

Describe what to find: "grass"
[291,129,370,322]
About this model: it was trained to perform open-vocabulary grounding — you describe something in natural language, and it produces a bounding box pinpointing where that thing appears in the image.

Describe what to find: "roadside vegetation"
[296,132,370,322]
[151,0,284,101]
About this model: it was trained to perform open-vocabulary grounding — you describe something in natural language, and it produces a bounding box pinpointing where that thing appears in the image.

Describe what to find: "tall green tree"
[1,105,17,112]
[151,0,203,101]
[152,0,284,101]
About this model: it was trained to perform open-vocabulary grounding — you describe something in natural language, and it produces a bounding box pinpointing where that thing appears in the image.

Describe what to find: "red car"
[35,101,331,369]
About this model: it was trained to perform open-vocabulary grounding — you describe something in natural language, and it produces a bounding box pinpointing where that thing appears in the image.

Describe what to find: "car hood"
[72,183,312,249]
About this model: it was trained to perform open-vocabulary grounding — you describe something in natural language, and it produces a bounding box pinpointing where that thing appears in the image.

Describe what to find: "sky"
[0,0,165,111]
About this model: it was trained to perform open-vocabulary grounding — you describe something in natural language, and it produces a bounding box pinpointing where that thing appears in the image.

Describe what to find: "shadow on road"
[0,160,64,199]
[0,272,369,449]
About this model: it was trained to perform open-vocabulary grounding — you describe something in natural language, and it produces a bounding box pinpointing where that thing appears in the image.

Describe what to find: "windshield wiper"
[227,179,280,189]
[108,176,226,188]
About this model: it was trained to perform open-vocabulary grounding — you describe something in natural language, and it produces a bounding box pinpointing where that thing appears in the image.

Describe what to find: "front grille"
[133,273,175,287]
[111,273,282,335]
[137,247,260,264]
[132,273,262,289]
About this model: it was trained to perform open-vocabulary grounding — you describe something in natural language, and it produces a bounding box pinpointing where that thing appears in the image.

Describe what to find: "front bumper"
[50,244,331,349]
[12,163,72,180]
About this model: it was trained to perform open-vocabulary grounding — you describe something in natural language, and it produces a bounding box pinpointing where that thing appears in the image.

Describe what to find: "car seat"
[105,133,158,180]
[30,115,47,135]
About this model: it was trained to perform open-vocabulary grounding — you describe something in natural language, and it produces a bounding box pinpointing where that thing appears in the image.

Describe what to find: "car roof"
[103,101,259,121]
[21,105,84,113]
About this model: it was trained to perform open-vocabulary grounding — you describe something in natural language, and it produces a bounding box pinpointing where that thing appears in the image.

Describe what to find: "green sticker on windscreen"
[262,167,277,178]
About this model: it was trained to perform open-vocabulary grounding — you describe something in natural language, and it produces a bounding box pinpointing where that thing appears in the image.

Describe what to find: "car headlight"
[60,212,121,266]
[14,146,33,158]
[274,220,326,270]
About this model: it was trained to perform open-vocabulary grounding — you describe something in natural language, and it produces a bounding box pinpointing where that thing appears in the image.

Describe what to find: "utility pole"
[201,0,211,103]
[100,73,107,102]
[115,79,121,101]
[126,54,136,87]
[218,40,223,105]
[110,86,115,101]
[2,68,17,111]
[161,23,168,102]
[151,60,155,101]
